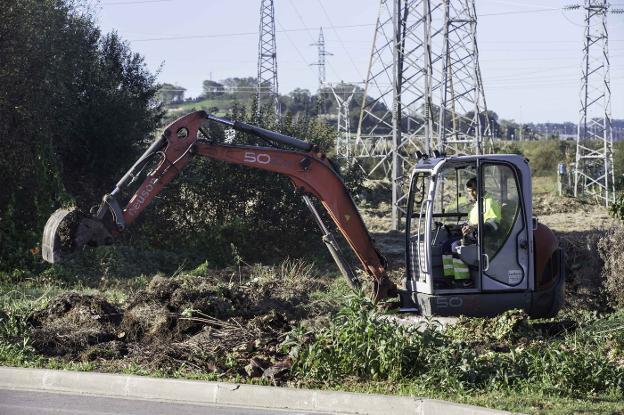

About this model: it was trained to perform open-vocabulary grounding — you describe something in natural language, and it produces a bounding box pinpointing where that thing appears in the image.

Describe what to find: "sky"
[92,0,624,123]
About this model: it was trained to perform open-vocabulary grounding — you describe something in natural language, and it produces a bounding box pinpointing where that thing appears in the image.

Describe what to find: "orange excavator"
[42,111,565,317]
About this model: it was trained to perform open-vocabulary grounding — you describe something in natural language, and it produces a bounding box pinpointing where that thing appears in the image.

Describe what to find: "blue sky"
[93,0,623,123]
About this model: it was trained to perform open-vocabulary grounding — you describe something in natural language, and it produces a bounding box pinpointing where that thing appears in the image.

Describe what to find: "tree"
[221,77,256,100]
[202,80,225,98]
[0,0,163,269]
[157,83,186,104]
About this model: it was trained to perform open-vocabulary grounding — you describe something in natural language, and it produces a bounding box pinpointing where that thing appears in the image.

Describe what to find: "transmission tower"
[356,0,488,229]
[330,84,358,160]
[310,27,333,90]
[567,0,621,206]
[355,0,442,229]
[437,0,490,155]
[257,0,279,115]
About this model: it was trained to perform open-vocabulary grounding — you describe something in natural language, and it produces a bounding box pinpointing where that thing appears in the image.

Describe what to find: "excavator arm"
[42,111,395,301]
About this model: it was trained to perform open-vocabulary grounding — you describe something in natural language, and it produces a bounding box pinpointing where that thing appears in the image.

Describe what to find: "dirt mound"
[121,275,248,342]
[558,229,610,312]
[533,194,596,216]
[28,264,329,381]
[29,292,122,357]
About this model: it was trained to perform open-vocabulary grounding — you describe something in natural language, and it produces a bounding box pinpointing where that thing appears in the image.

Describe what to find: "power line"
[102,0,176,5]
[128,23,375,42]
[315,0,363,80]
[478,7,562,17]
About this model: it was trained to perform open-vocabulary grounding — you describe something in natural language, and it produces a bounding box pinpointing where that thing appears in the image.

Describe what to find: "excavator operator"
[443,177,502,288]
[460,177,502,239]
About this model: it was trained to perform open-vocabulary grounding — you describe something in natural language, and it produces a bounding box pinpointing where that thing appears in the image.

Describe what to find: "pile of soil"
[28,266,334,382]
[532,194,596,216]
[558,229,610,311]
[29,293,122,357]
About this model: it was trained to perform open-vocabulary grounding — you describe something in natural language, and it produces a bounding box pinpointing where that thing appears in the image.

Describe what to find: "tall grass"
[285,296,624,398]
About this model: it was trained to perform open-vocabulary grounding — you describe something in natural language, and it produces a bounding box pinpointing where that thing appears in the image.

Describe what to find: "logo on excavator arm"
[128,183,155,216]
[244,152,271,165]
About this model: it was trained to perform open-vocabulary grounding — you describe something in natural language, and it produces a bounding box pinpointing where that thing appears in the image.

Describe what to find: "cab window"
[481,163,521,258]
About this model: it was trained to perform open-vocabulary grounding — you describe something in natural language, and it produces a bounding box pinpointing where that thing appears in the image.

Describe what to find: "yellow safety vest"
[469,194,501,228]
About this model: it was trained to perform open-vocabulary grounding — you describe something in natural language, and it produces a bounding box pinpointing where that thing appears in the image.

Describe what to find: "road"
[0,389,330,415]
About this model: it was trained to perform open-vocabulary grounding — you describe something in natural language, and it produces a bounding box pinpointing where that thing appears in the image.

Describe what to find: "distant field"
[167,97,252,116]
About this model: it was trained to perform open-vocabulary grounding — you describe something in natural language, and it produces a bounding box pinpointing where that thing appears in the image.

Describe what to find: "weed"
[285,297,624,398]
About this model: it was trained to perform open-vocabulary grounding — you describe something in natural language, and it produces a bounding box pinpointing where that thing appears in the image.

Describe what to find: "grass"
[285,297,624,414]
[1,267,623,414]
[533,174,558,195]
[167,97,250,116]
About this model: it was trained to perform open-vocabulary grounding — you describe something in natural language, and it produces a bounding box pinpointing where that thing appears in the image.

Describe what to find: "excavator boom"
[42,111,395,301]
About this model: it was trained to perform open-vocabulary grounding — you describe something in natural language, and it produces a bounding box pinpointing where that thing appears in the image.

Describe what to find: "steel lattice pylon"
[438,0,490,156]
[572,0,615,206]
[330,84,358,160]
[310,27,333,90]
[355,0,488,229]
[257,0,279,114]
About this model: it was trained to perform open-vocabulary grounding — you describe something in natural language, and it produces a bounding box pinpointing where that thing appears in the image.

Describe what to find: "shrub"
[0,0,162,270]
[610,193,624,221]
[516,139,573,176]
[598,224,624,308]
[131,106,353,266]
[285,295,442,383]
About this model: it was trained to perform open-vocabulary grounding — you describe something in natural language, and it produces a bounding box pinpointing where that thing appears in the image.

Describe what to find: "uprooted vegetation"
[3,259,342,381]
[598,224,624,308]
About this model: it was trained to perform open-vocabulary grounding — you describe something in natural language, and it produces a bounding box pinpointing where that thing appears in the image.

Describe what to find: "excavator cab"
[403,154,565,317]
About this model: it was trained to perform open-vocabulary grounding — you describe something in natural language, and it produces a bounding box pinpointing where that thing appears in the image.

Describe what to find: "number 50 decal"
[244,152,271,164]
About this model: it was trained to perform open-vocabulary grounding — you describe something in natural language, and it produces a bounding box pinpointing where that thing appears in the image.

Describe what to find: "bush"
[610,193,624,221]
[615,141,624,191]
[516,139,573,176]
[285,295,442,383]
[0,0,162,270]
[598,224,624,308]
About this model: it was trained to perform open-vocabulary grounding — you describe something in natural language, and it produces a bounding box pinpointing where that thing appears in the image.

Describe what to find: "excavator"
[42,110,565,317]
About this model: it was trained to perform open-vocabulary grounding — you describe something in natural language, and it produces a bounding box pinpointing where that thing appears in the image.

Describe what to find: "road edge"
[0,366,514,415]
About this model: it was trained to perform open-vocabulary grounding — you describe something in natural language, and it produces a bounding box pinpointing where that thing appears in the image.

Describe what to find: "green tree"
[0,0,163,269]
[202,80,225,98]
[157,83,186,104]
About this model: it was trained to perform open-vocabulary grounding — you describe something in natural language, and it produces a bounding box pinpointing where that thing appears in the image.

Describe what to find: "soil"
[535,195,617,312]
[28,266,334,382]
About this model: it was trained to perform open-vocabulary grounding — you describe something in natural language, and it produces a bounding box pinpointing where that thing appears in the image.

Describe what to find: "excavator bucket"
[42,208,112,264]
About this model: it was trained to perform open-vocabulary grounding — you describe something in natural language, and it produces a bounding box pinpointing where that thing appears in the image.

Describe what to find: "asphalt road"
[0,389,330,415]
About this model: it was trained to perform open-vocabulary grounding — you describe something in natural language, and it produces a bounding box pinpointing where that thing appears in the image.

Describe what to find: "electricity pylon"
[355,0,443,230]
[330,84,358,160]
[437,0,490,155]
[257,0,279,115]
[356,0,488,230]
[565,0,621,206]
[310,27,333,90]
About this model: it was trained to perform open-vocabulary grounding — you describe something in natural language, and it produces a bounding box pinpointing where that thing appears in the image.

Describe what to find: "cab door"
[478,162,529,290]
